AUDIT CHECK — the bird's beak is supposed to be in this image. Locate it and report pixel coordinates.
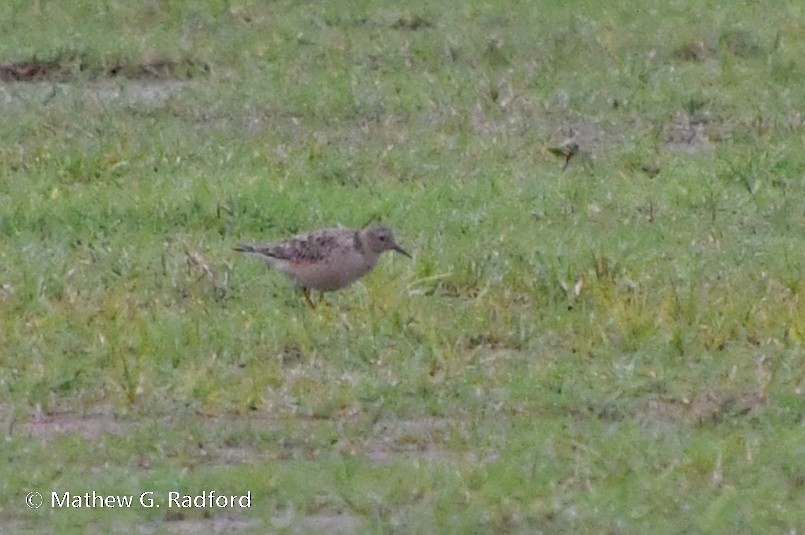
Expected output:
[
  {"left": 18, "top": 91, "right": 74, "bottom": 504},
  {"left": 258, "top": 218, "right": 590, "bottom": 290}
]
[{"left": 394, "top": 244, "right": 412, "bottom": 258}]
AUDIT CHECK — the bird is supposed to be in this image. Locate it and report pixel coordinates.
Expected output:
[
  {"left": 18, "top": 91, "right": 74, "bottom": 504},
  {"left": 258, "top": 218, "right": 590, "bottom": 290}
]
[{"left": 234, "top": 224, "right": 411, "bottom": 308}]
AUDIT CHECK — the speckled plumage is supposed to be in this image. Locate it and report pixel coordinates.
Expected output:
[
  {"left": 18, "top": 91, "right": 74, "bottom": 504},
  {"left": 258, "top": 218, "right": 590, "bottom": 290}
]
[{"left": 234, "top": 224, "right": 410, "bottom": 307}]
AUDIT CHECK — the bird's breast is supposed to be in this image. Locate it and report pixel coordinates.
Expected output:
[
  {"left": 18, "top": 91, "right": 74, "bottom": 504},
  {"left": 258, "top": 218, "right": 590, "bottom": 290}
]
[{"left": 286, "top": 253, "right": 377, "bottom": 291}]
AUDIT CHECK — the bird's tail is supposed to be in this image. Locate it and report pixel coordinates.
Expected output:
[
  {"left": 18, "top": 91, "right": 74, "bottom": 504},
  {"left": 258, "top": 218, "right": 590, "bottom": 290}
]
[{"left": 233, "top": 244, "right": 256, "bottom": 253}]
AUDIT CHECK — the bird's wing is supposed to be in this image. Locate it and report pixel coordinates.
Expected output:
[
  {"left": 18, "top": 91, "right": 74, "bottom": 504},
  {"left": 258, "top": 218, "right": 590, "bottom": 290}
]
[{"left": 236, "top": 230, "right": 349, "bottom": 263}]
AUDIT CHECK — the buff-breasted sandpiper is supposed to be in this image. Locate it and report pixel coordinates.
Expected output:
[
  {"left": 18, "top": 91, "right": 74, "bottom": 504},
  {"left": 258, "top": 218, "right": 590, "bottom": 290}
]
[{"left": 234, "top": 224, "right": 411, "bottom": 308}]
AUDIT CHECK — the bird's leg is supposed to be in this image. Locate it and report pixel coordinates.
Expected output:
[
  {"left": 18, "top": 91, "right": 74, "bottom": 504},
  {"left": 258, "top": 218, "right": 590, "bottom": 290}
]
[
  {"left": 317, "top": 291, "right": 330, "bottom": 307},
  {"left": 302, "top": 287, "right": 316, "bottom": 309}
]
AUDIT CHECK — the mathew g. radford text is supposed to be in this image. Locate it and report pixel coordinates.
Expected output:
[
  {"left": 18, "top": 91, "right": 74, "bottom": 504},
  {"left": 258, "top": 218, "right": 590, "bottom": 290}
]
[{"left": 51, "top": 491, "right": 252, "bottom": 509}]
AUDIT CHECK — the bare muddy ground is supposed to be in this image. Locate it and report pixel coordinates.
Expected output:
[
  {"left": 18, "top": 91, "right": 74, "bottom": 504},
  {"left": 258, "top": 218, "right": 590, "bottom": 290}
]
[{"left": 0, "top": 55, "right": 207, "bottom": 83}]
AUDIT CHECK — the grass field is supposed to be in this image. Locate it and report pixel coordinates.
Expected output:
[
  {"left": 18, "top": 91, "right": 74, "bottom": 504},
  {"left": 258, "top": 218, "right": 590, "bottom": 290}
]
[{"left": 2, "top": 1, "right": 805, "bottom": 533}]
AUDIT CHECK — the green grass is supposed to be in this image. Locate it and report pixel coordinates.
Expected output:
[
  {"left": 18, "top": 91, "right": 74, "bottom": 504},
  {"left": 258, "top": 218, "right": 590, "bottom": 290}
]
[{"left": 2, "top": 0, "right": 805, "bottom": 533}]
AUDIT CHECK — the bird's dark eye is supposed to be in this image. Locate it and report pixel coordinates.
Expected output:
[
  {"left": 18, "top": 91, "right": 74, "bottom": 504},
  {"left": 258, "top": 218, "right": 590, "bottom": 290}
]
[{"left": 379, "top": 235, "right": 387, "bottom": 241}]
